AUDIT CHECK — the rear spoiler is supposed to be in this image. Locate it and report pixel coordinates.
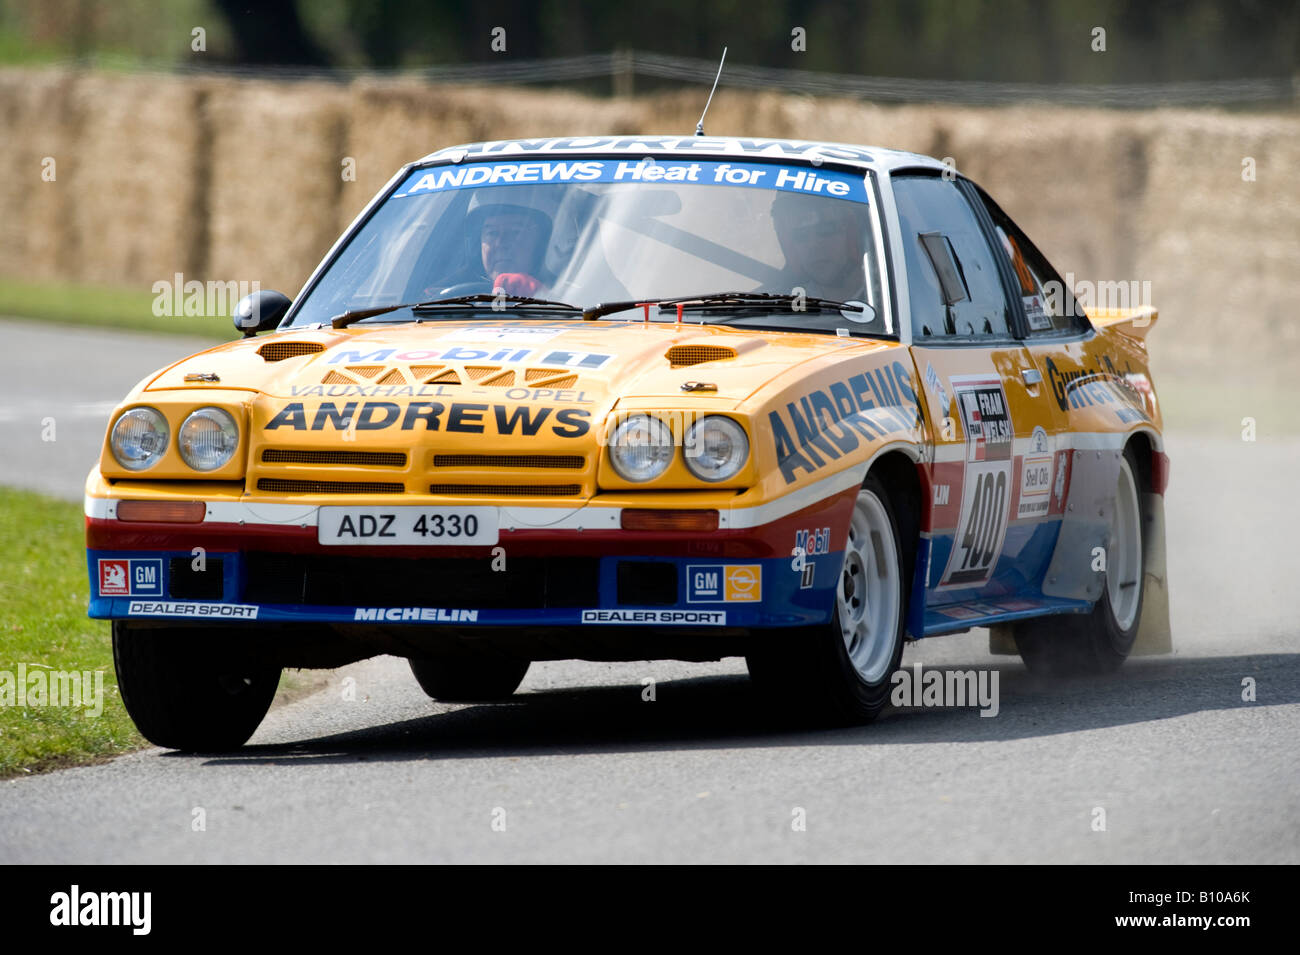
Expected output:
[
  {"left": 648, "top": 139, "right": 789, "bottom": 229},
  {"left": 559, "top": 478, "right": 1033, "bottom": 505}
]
[{"left": 1088, "top": 306, "right": 1159, "bottom": 341}]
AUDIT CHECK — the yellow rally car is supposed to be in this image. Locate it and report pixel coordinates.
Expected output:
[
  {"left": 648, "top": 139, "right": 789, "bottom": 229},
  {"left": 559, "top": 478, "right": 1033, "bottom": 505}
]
[{"left": 88, "top": 136, "right": 1171, "bottom": 750}]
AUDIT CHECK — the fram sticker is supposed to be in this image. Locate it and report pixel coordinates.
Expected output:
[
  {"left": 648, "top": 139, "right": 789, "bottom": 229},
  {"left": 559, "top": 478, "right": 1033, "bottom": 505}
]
[{"left": 938, "top": 375, "right": 1013, "bottom": 590}]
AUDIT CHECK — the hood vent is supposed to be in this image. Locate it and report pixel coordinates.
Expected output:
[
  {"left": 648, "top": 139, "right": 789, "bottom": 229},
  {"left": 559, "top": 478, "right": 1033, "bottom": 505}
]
[
  {"left": 666, "top": 344, "right": 737, "bottom": 368},
  {"left": 258, "top": 341, "right": 324, "bottom": 362}
]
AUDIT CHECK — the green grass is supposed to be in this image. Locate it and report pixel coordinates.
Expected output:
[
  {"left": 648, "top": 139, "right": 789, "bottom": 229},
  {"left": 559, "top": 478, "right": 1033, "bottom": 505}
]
[
  {"left": 0, "top": 488, "right": 144, "bottom": 776},
  {"left": 0, "top": 277, "right": 235, "bottom": 341}
]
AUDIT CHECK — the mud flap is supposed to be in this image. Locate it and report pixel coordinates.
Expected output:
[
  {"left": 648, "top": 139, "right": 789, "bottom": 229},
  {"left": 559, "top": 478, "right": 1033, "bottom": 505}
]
[
  {"left": 1042, "top": 448, "right": 1121, "bottom": 602},
  {"left": 1132, "top": 491, "right": 1172, "bottom": 655}
]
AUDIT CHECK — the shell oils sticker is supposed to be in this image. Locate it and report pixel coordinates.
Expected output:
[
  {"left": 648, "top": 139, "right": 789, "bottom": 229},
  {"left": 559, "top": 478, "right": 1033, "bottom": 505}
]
[
  {"left": 938, "top": 375, "right": 1013, "bottom": 590},
  {"left": 923, "top": 362, "right": 951, "bottom": 417},
  {"left": 1017, "top": 425, "right": 1054, "bottom": 520},
  {"left": 687, "top": 564, "right": 762, "bottom": 603}
]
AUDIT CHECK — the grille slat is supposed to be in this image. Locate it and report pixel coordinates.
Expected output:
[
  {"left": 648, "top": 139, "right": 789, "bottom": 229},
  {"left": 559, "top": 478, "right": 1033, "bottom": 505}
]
[
  {"left": 428, "top": 483, "right": 581, "bottom": 496},
  {"left": 262, "top": 449, "right": 407, "bottom": 467},
  {"left": 258, "top": 479, "right": 404, "bottom": 494},
  {"left": 432, "top": 454, "right": 584, "bottom": 470}
]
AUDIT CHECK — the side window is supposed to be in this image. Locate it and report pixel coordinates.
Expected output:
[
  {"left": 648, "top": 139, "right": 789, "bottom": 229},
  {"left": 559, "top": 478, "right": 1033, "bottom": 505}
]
[
  {"left": 974, "top": 186, "right": 1087, "bottom": 336},
  {"left": 892, "top": 176, "right": 1011, "bottom": 340}
]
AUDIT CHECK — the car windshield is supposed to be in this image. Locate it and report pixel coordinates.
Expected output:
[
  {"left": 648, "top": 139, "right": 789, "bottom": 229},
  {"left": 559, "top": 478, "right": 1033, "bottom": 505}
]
[{"left": 289, "top": 156, "right": 890, "bottom": 335}]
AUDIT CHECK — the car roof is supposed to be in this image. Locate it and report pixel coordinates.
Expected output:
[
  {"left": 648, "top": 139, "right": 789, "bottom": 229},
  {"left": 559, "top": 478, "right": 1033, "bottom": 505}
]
[{"left": 412, "top": 135, "right": 947, "bottom": 174}]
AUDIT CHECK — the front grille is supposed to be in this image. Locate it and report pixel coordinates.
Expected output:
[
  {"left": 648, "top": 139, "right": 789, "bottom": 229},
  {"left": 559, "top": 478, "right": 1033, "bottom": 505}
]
[
  {"left": 348, "top": 365, "right": 385, "bottom": 379},
  {"left": 244, "top": 553, "right": 599, "bottom": 609},
  {"left": 322, "top": 371, "right": 353, "bottom": 384},
  {"left": 263, "top": 449, "right": 407, "bottom": 467},
  {"left": 258, "top": 341, "right": 324, "bottom": 361},
  {"left": 427, "top": 483, "right": 581, "bottom": 496},
  {"left": 258, "top": 479, "right": 404, "bottom": 494},
  {"left": 432, "top": 454, "right": 584, "bottom": 470},
  {"left": 666, "top": 345, "right": 736, "bottom": 368}
]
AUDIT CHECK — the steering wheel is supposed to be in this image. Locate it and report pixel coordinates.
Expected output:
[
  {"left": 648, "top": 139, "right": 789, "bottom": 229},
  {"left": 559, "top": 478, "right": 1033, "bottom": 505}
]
[{"left": 428, "top": 280, "right": 496, "bottom": 298}]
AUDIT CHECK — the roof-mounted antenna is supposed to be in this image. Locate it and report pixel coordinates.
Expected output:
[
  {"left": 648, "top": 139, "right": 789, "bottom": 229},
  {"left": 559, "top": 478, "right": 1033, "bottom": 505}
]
[{"left": 694, "top": 47, "right": 727, "bottom": 137}]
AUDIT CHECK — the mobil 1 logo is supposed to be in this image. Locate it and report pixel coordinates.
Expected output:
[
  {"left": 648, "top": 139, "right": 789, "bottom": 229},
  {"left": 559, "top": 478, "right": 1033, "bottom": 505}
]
[{"left": 939, "top": 375, "right": 1013, "bottom": 589}]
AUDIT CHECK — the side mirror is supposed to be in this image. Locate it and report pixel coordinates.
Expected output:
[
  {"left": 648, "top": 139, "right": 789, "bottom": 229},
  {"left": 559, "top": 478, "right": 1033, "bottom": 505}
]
[{"left": 233, "top": 290, "right": 292, "bottom": 337}]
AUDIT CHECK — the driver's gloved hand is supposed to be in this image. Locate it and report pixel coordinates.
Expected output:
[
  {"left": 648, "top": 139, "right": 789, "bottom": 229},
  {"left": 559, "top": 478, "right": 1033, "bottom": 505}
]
[{"left": 492, "top": 273, "right": 543, "bottom": 297}]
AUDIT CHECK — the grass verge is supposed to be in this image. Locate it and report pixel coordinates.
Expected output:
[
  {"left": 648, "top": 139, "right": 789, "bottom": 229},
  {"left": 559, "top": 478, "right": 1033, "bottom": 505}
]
[
  {"left": 0, "top": 277, "right": 235, "bottom": 341},
  {"left": 0, "top": 487, "right": 142, "bottom": 777}
]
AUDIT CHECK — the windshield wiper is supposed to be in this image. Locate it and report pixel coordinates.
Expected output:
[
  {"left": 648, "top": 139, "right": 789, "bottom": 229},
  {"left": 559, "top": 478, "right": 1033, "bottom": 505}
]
[
  {"left": 331, "top": 294, "right": 579, "bottom": 329},
  {"left": 583, "top": 291, "right": 867, "bottom": 321}
]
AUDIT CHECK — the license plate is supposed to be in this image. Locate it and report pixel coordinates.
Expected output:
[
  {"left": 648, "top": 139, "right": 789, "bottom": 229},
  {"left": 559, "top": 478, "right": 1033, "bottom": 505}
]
[{"left": 317, "top": 506, "right": 499, "bottom": 546}]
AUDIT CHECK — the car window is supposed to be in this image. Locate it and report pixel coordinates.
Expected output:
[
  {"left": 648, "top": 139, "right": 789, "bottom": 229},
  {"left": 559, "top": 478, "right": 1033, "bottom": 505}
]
[
  {"left": 891, "top": 175, "right": 1012, "bottom": 341},
  {"left": 289, "top": 158, "right": 889, "bottom": 336},
  {"left": 972, "top": 186, "right": 1088, "bottom": 336}
]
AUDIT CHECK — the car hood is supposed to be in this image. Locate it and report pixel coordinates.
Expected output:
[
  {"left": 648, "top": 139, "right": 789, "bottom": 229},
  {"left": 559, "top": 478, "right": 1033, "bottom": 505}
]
[{"left": 144, "top": 319, "right": 898, "bottom": 408}]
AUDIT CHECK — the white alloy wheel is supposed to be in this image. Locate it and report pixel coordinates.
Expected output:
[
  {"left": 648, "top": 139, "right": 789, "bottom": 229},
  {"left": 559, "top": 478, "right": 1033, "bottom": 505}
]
[
  {"left": 1107, "top": 453, "right": 1143, "bottom": 632},
  {"left": 838, "top": 488, "right": 903, "bottom": 685}
]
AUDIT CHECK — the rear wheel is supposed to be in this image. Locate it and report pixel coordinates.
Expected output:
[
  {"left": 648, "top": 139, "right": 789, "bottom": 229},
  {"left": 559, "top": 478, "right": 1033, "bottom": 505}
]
[
  {"left": 112, "top": 622, "right": 281, "bottom": 752},
  {"left": 408, "top": 653, "right": 530, "bottom": 702},
  {"left": 746, "top": 475, "right": 909, "bottom": 723},
  {"left": 1015, "top": 445, "right": 1146, "bottom": 676}
]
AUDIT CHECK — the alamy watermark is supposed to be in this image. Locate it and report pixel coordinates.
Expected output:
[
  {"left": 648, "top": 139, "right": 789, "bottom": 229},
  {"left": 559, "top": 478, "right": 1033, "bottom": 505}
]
[
  {"left": 890, "top": 662, "right": 1000, "bottom": 717},
  {"left": 151, "top": 273, "right": 260, "bottom": 317},
  {"left": 0, "top": 663, "right": 105, "bottom": 717}
]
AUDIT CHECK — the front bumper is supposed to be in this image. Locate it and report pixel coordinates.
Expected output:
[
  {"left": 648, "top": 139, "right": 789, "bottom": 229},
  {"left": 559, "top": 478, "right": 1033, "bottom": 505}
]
[{"left": 86, "top": 487, "right": 858, "bottom": 632}]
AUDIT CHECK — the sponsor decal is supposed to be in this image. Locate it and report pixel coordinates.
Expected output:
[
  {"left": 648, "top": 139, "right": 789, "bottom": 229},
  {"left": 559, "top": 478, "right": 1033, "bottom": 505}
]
[
  {"left": 923, "top": 362, "right": 950, "bottom": 417},
  {"left": 264, "top": 400, "right": 591, "bottom": 438},
  {"left": 938, "top": 375, "right": 1013, "bottom": 590},
  {"left": 353, "top": 607, "right": 479, "bottom": 622},
  {"left": 687, "top": 564, "right": 762, "bottom": 603},
  {"left": 441, "top": 325, "right": 571, "bottom": 344},
  {"left": 1017, "top": 425, "right": 1054, "bottom": 519},
  {"left": 98, "top": 558, "right": 163, "bottom": 597},
  {"left": 426, "top": 137, "right": 878, "bottom": 163},
  {"left": 581, "top": 609, "right": 727, "bottom": 625},
  {"left": 98, "top": 559, "right": 128, "bottom": 595},
  {"left": 932, "top": 483, "right": 950, "bottom": 506},
  {"left": 799, "top": 563, "right": 816, "bottom": 589},
  {"left": 325, "top": 345, "right": 612, "bottom": 369},
  {"left": 768, "top": 360, "right": 919, "bottom": 484},
  {"left": 1044, "top": 354, "right": 1148, "bottom": 416},
  {"left": 794, "top": 527, "right": 831, "bottom": 557},
  {"left": 1023, "top": 294, "right": 1052, "bottom": 331},
  {"left": 288, "top": 384, "right": 594, "bottom": 403},
  {"left": 935, "top": 605, "right": 984, "bottom": 620},
  {"left": 395, "top": 159, "right": 870, "bottom": 204},
  {"left": 127, "top": 601, "right": 258, "bottom": 619}
]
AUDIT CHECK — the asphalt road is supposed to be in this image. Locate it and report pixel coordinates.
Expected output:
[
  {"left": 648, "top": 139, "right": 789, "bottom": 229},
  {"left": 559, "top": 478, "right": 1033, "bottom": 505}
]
[{"left": 1, "top": 317, "right": 1296, "bottom": 863}]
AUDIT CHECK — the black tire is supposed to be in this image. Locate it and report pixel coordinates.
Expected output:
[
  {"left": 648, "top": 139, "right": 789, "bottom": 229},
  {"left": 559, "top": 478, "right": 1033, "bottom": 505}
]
[
  {"left": 1015, "top": 445, "right": 1147, "bottom": 677},
  {"left": 408, "top": 654, "right": 530, "bottom": 702},
  {"left": 746, "top": 474, "right": 910, "bottom": 724},
  {"left": 112, "top": 622, "right": 281, "bottom": 752}
]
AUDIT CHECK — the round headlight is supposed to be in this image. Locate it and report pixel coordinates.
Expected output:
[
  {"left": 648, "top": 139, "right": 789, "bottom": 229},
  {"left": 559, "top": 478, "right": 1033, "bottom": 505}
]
[
  {"left": 110, "top": 407, "right": 169, "bottom": 471},
  {"left": 178, "top": 407, "right": 240, "bottom": 471},
  {"left": 684, "top": 416, "right": 749, "bottom": 483},
  {"left": 608, "top": 414, "right": 675, "bottom": 482}
]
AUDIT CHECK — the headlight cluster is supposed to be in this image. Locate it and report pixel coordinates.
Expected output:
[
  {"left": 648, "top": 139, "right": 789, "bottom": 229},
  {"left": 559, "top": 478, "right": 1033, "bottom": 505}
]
[
  {"left": 608, "top": 414, "right": 749, "bottom": 484},
  {"left": 110, "top": 406, "right": 239, "bottom": 473}
]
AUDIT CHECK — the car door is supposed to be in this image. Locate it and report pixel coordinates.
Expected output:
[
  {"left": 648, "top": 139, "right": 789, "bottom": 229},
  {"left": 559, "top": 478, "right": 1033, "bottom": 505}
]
[{"left": 890, "top": 173, "right": 1065, "bottom": 629}]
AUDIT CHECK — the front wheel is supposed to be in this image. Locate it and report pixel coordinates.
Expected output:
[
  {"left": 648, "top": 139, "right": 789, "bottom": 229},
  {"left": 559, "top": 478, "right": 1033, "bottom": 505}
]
[
  {"left": 112, "top": 622, "right": 281, "bottom": 752},
  {"left": 408, "top": 654, "right": 530, "bottom": 702},
  {"left": 1015, "top": 445, "right": 1146, "bottom": 676},
  {"left": 746, "top": 475, "right": 909, "bottom": 724}
]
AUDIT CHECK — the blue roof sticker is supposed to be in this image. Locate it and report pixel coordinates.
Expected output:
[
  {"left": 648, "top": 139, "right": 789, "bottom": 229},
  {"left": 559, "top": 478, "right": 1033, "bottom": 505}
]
[{"left": 392, "top": 158, "right": 869, "bottom": 204}]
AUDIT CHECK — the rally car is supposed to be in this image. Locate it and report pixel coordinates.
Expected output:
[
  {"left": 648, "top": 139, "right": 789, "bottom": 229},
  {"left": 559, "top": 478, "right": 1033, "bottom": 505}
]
[{"left": 88, "top": 135, "right": 1171, "bottom": 751}]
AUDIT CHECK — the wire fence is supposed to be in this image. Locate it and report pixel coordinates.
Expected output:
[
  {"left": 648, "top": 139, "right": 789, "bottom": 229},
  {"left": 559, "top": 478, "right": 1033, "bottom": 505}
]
[{"left": 48, "top": 49, "right": 1298, "bottom": 108}]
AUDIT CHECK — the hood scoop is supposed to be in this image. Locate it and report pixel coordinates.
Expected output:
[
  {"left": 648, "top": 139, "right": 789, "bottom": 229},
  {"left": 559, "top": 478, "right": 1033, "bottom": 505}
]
[{"left": 258, "top": 341, "right": 324, "bottom": 361}]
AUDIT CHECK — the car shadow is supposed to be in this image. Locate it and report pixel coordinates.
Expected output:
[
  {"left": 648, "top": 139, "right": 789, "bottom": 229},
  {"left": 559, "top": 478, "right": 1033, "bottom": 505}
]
[{"left": 188, "top": 652, "right": 1299, "bottom": 767}]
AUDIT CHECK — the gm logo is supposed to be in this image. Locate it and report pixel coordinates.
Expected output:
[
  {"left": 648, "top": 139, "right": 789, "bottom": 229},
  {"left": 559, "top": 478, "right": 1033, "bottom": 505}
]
[{"left": 687, "top": 564, "right": 762, "bottom": 603}]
